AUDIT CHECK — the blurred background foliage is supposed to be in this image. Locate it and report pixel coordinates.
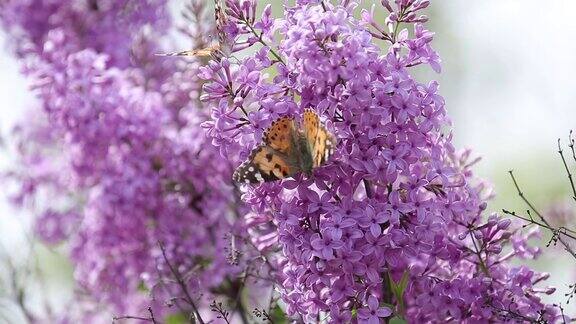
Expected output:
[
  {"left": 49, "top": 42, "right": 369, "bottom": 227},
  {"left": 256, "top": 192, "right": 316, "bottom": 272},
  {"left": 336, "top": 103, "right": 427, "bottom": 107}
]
[{"left": 1, "top": 0, "right": 575, "bottom": 321}]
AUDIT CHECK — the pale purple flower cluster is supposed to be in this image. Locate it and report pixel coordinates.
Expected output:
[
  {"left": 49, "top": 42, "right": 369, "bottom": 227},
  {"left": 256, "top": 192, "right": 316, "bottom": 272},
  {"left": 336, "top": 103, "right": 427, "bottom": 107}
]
[
  {"left": 201, "top": 0, "right": 560, "bottom": 322},
  {"left": 0, "top": 0, "right": 170, "bottom": 67},
  {"left": 0, "top": 0, "right": 565, "bottom": 322},
  {"left": 1, "top": 0, "right": 251, "bottom": 321}
]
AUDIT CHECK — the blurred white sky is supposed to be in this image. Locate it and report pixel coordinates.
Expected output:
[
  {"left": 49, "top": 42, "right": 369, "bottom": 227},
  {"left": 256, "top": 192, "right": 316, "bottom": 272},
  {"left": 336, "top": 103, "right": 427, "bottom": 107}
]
[
  {"left": 1, "top": 0, "right": 575, "bottom": 318},
  {"left": 434, "top": 1, "right": 576, "bottom": 174},
  {"left": 0, "top": 33, "right": 33, "bottom": 252}
]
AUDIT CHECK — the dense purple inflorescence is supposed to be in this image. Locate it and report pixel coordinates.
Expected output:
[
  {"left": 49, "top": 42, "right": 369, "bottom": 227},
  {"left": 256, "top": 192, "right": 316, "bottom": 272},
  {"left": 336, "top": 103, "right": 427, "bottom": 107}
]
[
  {"left": 200, "top": 0, "right": 559, "bottom": 322},
  {"left": 0, "top": 0, "right": 564, "bottom": 322},
  {"left": 1, "top": 0, "right": 260, "bottom": 321}
]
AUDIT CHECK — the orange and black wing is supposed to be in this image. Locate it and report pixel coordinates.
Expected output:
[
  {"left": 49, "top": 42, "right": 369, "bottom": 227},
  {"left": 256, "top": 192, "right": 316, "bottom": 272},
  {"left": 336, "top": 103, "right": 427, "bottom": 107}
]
[
  {"left": 263, "top": 116, "right": 297, "bottom": 154},
  {"left": 233, "top": 146, "right": 296, "bottom": 183},
  {"left": 234, "top": 116, "right": 299, "bottom": 184},
  {"left": 302, "top": 109, "right": 320, "bottom": 149},
  {"left": 302, "top": 109, "right": 336, "bottom": 167}
]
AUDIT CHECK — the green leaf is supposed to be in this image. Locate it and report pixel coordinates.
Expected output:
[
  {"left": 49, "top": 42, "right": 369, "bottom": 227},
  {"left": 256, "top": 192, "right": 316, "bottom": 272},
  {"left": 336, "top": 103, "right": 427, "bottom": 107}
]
[
  {"left": 397, "top": 270, "right": 410, "bottom": 296},
  {"left": 137, "top": 280, "right": 149, "bottom": 293},
  {"left": 388, "top": 270, "right": 411, "bottom": 316},
  {"left": 269, "top": 303, "right": 288, "bottom": 324},
  {"left": 389, "top": 316, "right": 408, "bottom": 324},
  {"left": 165, "top": 313, "right": 187, "bottom": 324}
]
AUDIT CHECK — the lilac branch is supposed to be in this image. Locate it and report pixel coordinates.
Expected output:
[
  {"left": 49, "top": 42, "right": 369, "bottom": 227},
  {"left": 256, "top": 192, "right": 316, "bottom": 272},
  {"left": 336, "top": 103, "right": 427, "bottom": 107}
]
[
  {"left": 569, "top": 130, "right": 576, "bottom": 177},
  {"left": 566, "top": 283, "right": 576, "bottom": 305},
  {"left": 158, "top": 241, "right": 206, "bottom": 324},
  {"left": 210, "top": 300, "right": 231, "bottom": 324},
  {"left": 507, "top": 171, "right": 576, "bottom": 260},
  {"left": 469, "top": 231, "right": 490, "bottom": 275},
  {"left": 501, "top": 209, "right": 576, "bottom": 241},
  {"left": 112, "top": 315, "right": 153, "bottom": 322},
  {"left": 237, "top": 16, "right": 285, "bottom": 65},
  {"left": 558, "top": 138, "right": 576, "bottom": 201},
  {"left": 113, "top": 307, "right": 158, "bottom": 323}
]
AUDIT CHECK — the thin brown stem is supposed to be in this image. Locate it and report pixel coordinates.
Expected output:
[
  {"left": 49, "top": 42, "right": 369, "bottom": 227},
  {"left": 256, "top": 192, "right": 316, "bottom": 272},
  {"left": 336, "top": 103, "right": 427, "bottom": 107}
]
[
  {"left": 558, "top": 138, "right": 576, "bottom": 199},
  {"left": 113, "top": 316, "right": 153, "bottom": 322},
  {"left": 238, "top": 17, "right": 285, "bottom": 65},
  {"left": 363, "top": 178, "right": 374, "bottom": 199},
  {"left": 148, "top": 307, "right": 158, "bottom": 324},
  {"left": 469, "top": 232, "right": 489, "bottom": 276},
  {"left": 158, "top": 241, "right": 206, "bottom": 324},
  {"left": 569, "top": 130, "right": 576, "bottom": 166},
  {"left": 508, "top": 171, "right": 576, "bottom": 260},
  {"left": 502, "top": 209, "right": 576, "bottom": 240}
]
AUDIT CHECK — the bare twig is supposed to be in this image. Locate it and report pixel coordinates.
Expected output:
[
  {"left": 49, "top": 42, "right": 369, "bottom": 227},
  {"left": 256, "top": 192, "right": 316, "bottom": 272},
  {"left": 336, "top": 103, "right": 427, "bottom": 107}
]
[
  {"left": 566, "top": 283, "right": 576, "bottom": 305},
  {"left": 489, "top": 301, "right": 547, "bottom": 323},
  {"left": 558, "top": 138, "right": 576, "bottom": 200},
  {"left": 113, "top": 315, "right": 153, "bottom": 323},
  {"left": 113, "top": 307, "right": 157, "bottom": 323},
  {"left": 501, "top": 209, "right": 576, "bottom": 241},
  {"left": 158, "top": 241, "right": 206, "bottom": 324},
  {"left": 148, "top": 307, "right": 158, "bottom": 324},
  {"left": 556, "top": 303, "right": 567, "bottom": 324},
  {"left": 568, "top": 130, "right": 576, "bottom": 169},
  {"left": 253, "top": 308, "right": 275, "bottom": 324},
  {"left": 363, "top": 178, "right": 374, "bottom": 199},
  {"left": 210, "top": 300, "right": 231, "bottom": 324},
  {"left": 507, "top": 171, "right": 576, "bottom": 260}
]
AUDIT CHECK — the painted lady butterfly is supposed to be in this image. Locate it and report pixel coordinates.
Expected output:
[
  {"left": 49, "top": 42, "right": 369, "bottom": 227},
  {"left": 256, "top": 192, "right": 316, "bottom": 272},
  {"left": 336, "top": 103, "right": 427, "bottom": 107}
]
[
  {"left": 158, "top": 0, "right": 229, "bottom": 58},
  {"left": 233, "top": 109, "right": 336, "bottom": 184}
]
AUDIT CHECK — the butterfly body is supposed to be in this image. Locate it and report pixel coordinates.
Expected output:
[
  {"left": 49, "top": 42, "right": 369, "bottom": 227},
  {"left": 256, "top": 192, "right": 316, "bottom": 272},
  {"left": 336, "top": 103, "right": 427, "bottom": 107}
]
[
  {"left": 269, "top": 130, "right": 314, "bottom": 177},
  {"left": 234, "top": 110, "right": 335, "bottom": 184},
  {"left": 295, "top": 132, "right": 315, "bottom": 176}
]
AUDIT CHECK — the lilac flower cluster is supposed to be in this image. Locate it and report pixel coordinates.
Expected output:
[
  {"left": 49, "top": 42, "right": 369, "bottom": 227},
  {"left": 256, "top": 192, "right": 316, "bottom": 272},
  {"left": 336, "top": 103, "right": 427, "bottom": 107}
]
[
  {"left": 0, "top": 0, "right": 170, "bottom": 67},
  {"left": 1, "top": 0, "right": 256, "bottom": 321},
  {"left": 200, "top": 0, "right": 560, "bottom": 322}
]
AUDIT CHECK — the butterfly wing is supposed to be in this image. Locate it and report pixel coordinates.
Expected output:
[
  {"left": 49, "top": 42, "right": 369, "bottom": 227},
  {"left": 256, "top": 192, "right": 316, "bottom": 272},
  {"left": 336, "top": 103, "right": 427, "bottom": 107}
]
[
  {"left": 233, "top": 146, "right": 296, "bottom": 183},
  {"left": 313, "top": 126, "right": 336, "bottom": 167},
  {"left": 263, "top": 116, "right": 297, "bottom": 153},
  {"left": 157, "top": 0, "right": 228, "bottom": 58},
  {"left": 234, "top": 116, "right": 300, "bottom": 183},
  {"left": 155, "top": 45, "right": 219, "bottom": 57},
  {"left": 302, "top": 109, "right": 319, "bottom": 149},
  {"left": 302, "top": 109, "right": 336, "bottom": 167}
]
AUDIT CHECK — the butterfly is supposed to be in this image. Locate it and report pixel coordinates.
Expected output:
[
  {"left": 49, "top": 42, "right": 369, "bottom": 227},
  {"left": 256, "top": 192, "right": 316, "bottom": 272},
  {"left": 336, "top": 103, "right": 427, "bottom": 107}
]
[
  {"left": 157, "top": 0, "right": 229, "bottom": 58},
  {"left": 233, "top": 109, "right": 336, "bottom": 184}
]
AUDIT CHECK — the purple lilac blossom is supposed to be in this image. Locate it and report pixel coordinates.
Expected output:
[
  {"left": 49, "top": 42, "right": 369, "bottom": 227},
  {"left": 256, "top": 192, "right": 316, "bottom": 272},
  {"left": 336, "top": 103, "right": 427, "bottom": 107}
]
[
  {"left": 0, "top": 0, "right": 265, "bottom": 322},
  {"left": 200, "top": 0, "right": 561, "bottom": 322},
  {"left": 0, "top": 0, "right": 566, "bottom": 322}
]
